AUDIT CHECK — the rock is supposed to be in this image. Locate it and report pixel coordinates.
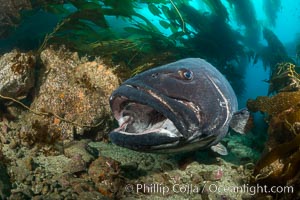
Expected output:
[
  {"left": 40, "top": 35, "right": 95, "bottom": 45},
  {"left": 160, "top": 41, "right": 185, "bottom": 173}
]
[
  {"left": 8, "top": 191, "right": 31, "bottom": 200},
  {"left": 49, "top": 173, "right": 102, "bottom": 199},
  {"left": 32, "top": 183, "right": 43, "bottom": 195},
  {"left": 0, "top": 164, "right": 12, "bottom": 199},
  {"left": 0, "top": 50, "right": 35, "bottom": 100},
  {"left": 77, "top": 191, "right": 110, "bottom": 200},
  {"left": 71, "top": 180, "right": 94, "bottom": 194},
  {"left": 201, "top": 167, "right": 224, "bottom": 181},
  {"left": 41, "top": 193, "right": 62, "bottom": 200},
  {"left": 88, "top": 156, "right": 121, "bottom": 183},
  {"left": 24, "top": 156, "right": 35, "bottom": 171},
  {"left": 63, "top": 140, "right": 95, "bottom": 163},
  {"left": 0, "top": 0, "right": 32, "bottom": 38},
  {"left": 28, "top": 46, "right": 119, "bottom": 140},
  {"left": 88, "top": 156, "right": 123, "bottom": 198},
  {"left": 10, "top": 164, "right": 31, "bottom": 182},
  {"left": 63, "top": 154, "right": 87, "bottom": 174},
  {"left": 34, "top": 155, "right": 71, "bottom": 175}
]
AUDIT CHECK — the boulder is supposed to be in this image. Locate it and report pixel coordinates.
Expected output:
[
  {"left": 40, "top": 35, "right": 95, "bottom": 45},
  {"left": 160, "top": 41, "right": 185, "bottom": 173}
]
[
  {"left": 24, "top": 46, "right": 119, "bottom": 143},
  {"left": 0, "top": 50, "right": 35, "bottom": 100}
]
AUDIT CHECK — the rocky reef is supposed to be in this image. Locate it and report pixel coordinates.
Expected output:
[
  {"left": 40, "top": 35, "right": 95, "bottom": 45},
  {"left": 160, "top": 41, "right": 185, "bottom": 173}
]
[
  {"left": 0, "top": 46, "right": 120, "bottom": 199},
  {"left": 0, "top": 46, "right": 121, "bottom": 151},
  {"left": 0, "top": 50, "right": 35, "bottom": 100},
  {"left": 28, "top": 46, "right": 120, "bottom": 141},
  {"left": 0, "top": 47, "right": 262, "bottom": 199}
]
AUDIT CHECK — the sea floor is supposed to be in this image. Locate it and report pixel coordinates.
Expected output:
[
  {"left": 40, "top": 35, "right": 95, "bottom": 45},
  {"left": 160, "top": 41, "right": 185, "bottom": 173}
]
[
  {"left": 0, "top": 113, "right": 262, "bottom": 199},
  {"left": 0, "top": 47, "right": 266, "bottom": 199}
]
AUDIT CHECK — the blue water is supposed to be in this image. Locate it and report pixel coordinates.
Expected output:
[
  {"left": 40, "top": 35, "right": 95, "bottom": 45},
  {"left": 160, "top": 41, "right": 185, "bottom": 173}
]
[
  {"left": 0, "top": 0, "right": 299, "bottom": 105},
  {"left": 238, "top": 61, "right": 269, "bottom": 107},
  {"left": 240, "top": 0, "right": 300, "bottom": 106},
  {"left": 137, "top": 0, "right": 299, "bottom": 107}
]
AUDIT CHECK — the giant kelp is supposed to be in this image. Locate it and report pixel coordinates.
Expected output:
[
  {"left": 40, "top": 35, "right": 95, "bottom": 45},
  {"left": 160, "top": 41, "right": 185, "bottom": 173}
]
[
  {"left": 180, "top": 7, "right": 244, "bottom": 66},
  {"left": 2, "top": 0, "right": 287, "bottom": 96},
  {"left": 40, "top": 1, "right": 248, "bottom": 72},
  {"left": 226, "top": 0, "right": 260, "bottom": 49},
  {"left": 38, "top": 0, "right": 188, "bottom": 67},
  {"left": 268, "top": 62, "right": 300, "bottom": 94},
  {"left": 253, "top": 131, "right": 300, "bottom": 185},
  {"left": 247, "top": 63, "right": 300, "bottom": 195},
  {"left": 226, "top": 0, "right": 256, "bottom": 26},
  {"left": 256, "top": 28, "right": 293, "bottom": 70},
  {"left": 248, "top": 91, "right": 300, "bottom": 185},
  {"left": 263, "top": 0, "right": 281, "bottom": 27},
  {"left": 263, "top": 28, "right": 287, "bottom": 58},
  {"left": 177, "top": 4, "right": 246, "bottom": 94},
  {"left": 202, "top": 0, "right": 229, "bottom": 20},
  {"left": 296, "top": 43, "right": 300, "bottom": 64},
  {"left": 39, "top": 0, "right": 242, "bottom": 59}
]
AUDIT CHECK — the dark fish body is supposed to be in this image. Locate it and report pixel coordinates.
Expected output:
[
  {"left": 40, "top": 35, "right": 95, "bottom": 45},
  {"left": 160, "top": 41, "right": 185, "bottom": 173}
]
[{"left": 109, "top": 58, "right": 239, "bottom": 153}]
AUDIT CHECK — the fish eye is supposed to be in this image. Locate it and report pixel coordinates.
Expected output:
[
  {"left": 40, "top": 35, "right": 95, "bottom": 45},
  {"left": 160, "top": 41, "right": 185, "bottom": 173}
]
[{"left": 179, "top": 69, "right": 193, "bottom": 80}]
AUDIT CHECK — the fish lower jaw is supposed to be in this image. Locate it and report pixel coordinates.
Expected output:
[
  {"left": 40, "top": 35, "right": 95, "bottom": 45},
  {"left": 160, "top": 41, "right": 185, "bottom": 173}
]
[
  {"left": 115, "top": 116, "right": 182, "bottom": 138},
  {"left": 116, "top": 128, "right": 180, "bottom": 138}
]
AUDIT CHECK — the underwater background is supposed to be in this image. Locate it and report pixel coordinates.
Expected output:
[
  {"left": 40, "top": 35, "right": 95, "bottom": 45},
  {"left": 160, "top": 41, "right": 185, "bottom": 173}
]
[{"left": 0, "top": 0, "right": 300, "bottom": 199}]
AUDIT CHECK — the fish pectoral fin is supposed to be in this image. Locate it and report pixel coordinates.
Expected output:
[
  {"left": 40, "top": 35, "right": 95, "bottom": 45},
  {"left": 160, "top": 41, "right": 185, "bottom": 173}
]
[
  {"left": 230, "top": 108, "right": 253, "bottom": 134},
  {"left": 210, "top": 143, "right": 228, "bottom": 156}
]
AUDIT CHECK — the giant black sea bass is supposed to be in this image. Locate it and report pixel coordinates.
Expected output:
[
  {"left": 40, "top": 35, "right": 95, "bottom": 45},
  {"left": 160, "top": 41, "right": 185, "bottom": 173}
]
[{"left": 109, "top": 58, "right": 250, "bottom": 154}]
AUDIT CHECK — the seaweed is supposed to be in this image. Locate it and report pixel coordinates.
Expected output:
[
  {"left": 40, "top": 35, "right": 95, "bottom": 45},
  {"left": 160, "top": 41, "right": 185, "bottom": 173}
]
[
  {"left": 248, "top": 91, "right": 300, "bottom": 116},
  {"left": 202, "top": 0, "right": 229, "bottom": 20},
  {"left": 248, "top": 92, "right": 300, "bottom": 185},
  {"left": 263, "top": 28, "right": 287, "bottom": 58},
  {"left": 253, "top": 133, "right": 300, "bottom": 185},
  {"left": 227, "top": 0, "right": 257, "bottom": 27},
  {"left": 176, "top": 4, "right": 246, "bottom": 94},
  {"left": 38, "top": 1, "right": 244, "bottom": 59},
  {"left": 267, "top": 62, "right": 300, "bottom": 94},
  {"left": 182, "top": 13, "right": 244, "bottom": 66},
  {"left": 247, "top": 67, "right": 300, "bottom": 188},
  {"left": 226, "top": 0, "right": 260, "bottom": 49},
  {"left": 257, "top": 28, "right": 293, "bottom": 71},
  {"left": 38, "top": 0, "right": 142, "bottom": 54},
  {"left": 4, "top": 0, "right": 273, "bottom": 96},
  {"left": 296, "top": 43, "right": 300, "bottom": 64},
  {"left": 263, "top": 0, "right": 281, "bottom": 27}
]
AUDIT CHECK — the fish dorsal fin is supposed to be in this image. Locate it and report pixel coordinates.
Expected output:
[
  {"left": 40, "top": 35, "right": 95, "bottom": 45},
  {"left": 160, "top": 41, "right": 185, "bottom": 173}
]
[
  {"left": 211, "top": 143, "right": 228, "bottom": 155},
  {"left": 230, "top": 108, "right": 253, "bottom": 134}
]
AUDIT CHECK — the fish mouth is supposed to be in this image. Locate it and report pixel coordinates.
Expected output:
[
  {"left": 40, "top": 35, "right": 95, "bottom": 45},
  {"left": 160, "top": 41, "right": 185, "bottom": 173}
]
[{"left": 109, "top": 84, "right": 201, "bottom": 152}]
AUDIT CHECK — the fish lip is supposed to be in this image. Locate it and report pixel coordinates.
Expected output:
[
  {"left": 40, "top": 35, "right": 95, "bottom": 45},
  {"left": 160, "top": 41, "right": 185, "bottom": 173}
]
[
  {"left": 110, "top": 84, "right": 186, "bottom": 135},
  {"left": 109, "top": 130, "right": 181, "bottom": 151},
  {"left": 109, "top": 84, "right": 200, "bottom": 151}
]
